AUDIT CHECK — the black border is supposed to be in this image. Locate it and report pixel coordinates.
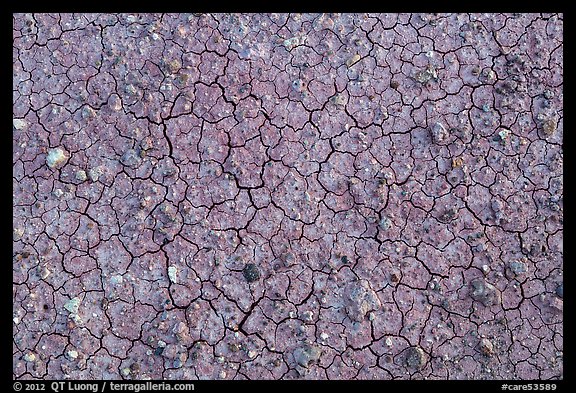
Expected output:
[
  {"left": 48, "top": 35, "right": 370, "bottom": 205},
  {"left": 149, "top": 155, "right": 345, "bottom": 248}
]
[{"left": 9, "top": 6, "right": 568, "bottom": 392}]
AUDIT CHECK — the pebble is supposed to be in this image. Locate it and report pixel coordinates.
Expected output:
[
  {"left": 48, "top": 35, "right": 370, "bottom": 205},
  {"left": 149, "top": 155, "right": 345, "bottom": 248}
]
[
  {"left": 379, "top": 217, "right": 392, "bottom": 230},
  {"left": 556, "top": 283, "right": 563, "bottom": 298},
  {"left": 46, "top": 147, "right": 68, "bottom": 168},
  {"left": 120, "top": 149, "right": 141, "bottom": 168},
  {"left": 469, "top": 278, "right": 501, "bottom": 307},
  {"left": 110, "top": 275, "right": 123, "bottom": 285},
  {"left": 498, "top": 129, "right": 511, "bottom": 142},
  {"left": 431, "top": 122, "right": 449, "bottom": 144},
  {"left": 75, "top": 170, "right": 87, "bottom": 182},
  {"left": 67, "top": 350, "right": 79, "bottom": 360},
  {"left": 88, "top": 167, "right": 103, "bottom": 182},
  {"left": 242, "top": 263, "right": 260, "bottom": 283},
  {"left": 541, "top": 118, "right": 557, "bottom": 136},
  {"left": 13, "top": 118, "right": 27, "bottom": 130},
  {"left": 64, "top": 297, "right": 81, "bottom": 314},
  {"left": 219, "top": 370, "right": 227, "bottom": 379},
  {"left": 39, "top": 265, "right": 51, "bottom": 280},
  {"left": 405, "top": 346, "right": 426, "bottom": 368},
  {"left": 508, "top": 261, "right": 527, "bottom": 276},
  {"left": 168, "top": 266, "right": 178, "bottom": 284},
  {"left": 479, "top": 338, "right": 494, "bottom": 356},
  {"left": 293, "top": 344, "right": 321, "bottom": 368},
  {"left": 415, "top": 65, "right": 437, "bottom": 84},
  {"left": 24, "top": 353, "right": 36, "bottom": 362},
  {"left": 346, "top": 53, "right": 361, "bottom": 67}
]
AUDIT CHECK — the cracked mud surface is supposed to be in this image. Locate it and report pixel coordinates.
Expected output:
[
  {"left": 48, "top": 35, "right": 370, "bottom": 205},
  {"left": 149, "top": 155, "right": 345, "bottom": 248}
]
[{"left": 13, "top": 13, "right": 563, "bottom": 380}]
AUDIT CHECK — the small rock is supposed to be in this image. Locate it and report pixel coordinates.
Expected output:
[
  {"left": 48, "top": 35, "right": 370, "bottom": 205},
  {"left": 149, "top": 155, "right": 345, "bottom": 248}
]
[
  {"left": 38, "top": 265, "right": 51, "bottom": 280},
  {"left": 247, "top": 350, "right": 257, "bottom": 359},
  {"left": 346, "top": 53, "right": 361, "bottom": 68},
  {"left": 431, "top": 122, "right": 449, "bottom": 144},
  {"left": 67, "top": 350, "right": 79, "bottom": 360},
  {"left": 13, "top": 118, "right": 27, "bottom": 130},
  {"left": 64, "top": 297, "right": 81, "bottom": 314},
  {"left": 162, "top": 344, "right": 180, "bottom": 359},
  {"left": 390, "top": 80, "right": 399, "bottom": 89},
  {"left": 46, "top": 147, "right": 68, "bottom": 168},
  {"left": 507, "top": 261, "right": 527, "bottom": 277},
  {"left": 88, "top": 167, "right": 103, "bottom": 182},
  {"left": 242, "top": 263, "right": 260, "bottom": 283},
  {"left": 498, "top": 129, "right": 511, "bottom": 142},
  {"left": 173, "top": 321, "right": 187, "bottom": 335},
  {"left": 81, "top": 106, "right": 96, "bottom": 119},
  {"left": 344, "top": 279, "right": 381, "bottom": 322},
  {"left": 168, "top": 266, "right": 178, "bottom": 284},
  {"left": 110, "top": 275, "right": 124, "bottom": 285},
  {"left": 75, "top": 170, "right": 87, "bottom": 182},
  {"left": 130, "top": 363, "right": 140, "bottom": 374},
  {"left": 469, "top": 278, "right": 501, "bottom": 307},
  {"left": 415, "top": 65, "right": 437, "bottom": 84},
  {"left": 330, "top": 94, "right": 347, "bottom": 106},
  {"left": 479, "top": 338, "right": 494, "bottom": 356},
  {"left": 385, "top": 337, "right": 393, "bottom": 347},
  {"left": 120, "top": 149, "right": 141, "bottom": 168},
  {"left": 302, "top": 310, "right": 314, "bottom": 322},
  {"left": 480, "top": 68, "right": 496, "bottom": 84},
  {"left": 549, "top": 296, "right": 563, "bottom": 312},
  {"left": 405, "top": 346, "right": 426, "bottom": 369},
  {"left": 219, "top": 370, "right": 227, "bottom": 379},
  {"left": 556, "top": 283, "right": 563, "bottom": 298},
  {"left": 166, "top": 59, "right": 181, "bottom": 74},
  {"left": 121, "top": 367, "right": 131, "bottom": 376},
  {"left": 283, "top": 36, "right": 300, "bottom": 50},
  {"left": 24, "top": 353, "right": 36, "bottom": 362},
  {"left": 379, "top": 216, "right": 392, "bottom": 230},
  {"left": 541, "top": 118, "right": 557, "bottom": 136},
  {"left": 293, "top": 344, "right": 322, "bottom": 368}
]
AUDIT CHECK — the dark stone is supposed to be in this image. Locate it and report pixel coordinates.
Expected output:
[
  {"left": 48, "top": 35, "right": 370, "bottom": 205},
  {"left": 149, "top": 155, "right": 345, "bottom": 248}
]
[
  {"left": 243, "top": 263, "right": 260, "bottom": 283},
  {"left": 405, "top": 346, "right": 426, "bottom": 368},
  {"left": 556, "top": 283, "right": 563, "bottom": 298}
]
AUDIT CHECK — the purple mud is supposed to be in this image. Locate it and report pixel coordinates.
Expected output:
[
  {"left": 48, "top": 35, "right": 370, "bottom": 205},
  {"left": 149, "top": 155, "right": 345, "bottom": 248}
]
[{"left": 13, "top": 13, "right": 563, "bottom": 380}]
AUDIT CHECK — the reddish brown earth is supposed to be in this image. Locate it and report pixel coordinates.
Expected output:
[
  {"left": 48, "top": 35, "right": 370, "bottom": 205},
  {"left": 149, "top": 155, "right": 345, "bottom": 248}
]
[{"left": 13, "top": 13, "right": 563, "bottom": 380}]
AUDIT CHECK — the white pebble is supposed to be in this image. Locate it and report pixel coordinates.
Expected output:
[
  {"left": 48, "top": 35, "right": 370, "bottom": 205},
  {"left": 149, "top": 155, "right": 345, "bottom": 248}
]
[
  {"left": 75, "top": 170, "right": 87, "bottom": 182},
  {"left": 24, "top": 353, "right": 36, "bottom": 362},
  {"left": 13, "top": 118, "right": 27, "bottom": 130},
  {"left": 46, "top": 147, "right": 67, "bottom": 168},
  {"left": 168, "top": 266, "right": 178, "bottom": 284}
]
